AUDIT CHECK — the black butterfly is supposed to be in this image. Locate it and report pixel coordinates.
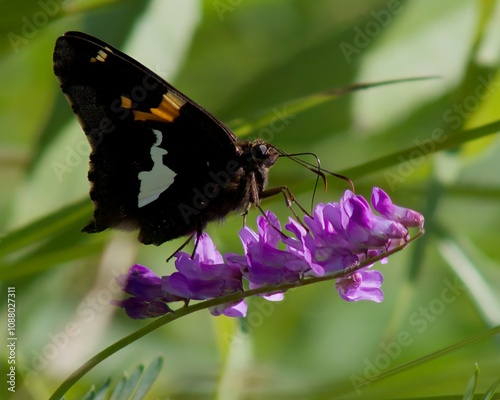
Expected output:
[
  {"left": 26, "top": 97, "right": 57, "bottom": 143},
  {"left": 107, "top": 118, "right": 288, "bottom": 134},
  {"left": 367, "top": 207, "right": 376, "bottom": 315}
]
[{"left": 53, "top": 31, "right": 285, "bottom": 246}]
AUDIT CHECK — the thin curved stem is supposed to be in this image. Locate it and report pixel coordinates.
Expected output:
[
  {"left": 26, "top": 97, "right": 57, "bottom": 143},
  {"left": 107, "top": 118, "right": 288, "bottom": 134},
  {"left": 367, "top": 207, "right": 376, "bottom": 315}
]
[{"left": 49, "top": 230, "right": 423, "bottom": 400}]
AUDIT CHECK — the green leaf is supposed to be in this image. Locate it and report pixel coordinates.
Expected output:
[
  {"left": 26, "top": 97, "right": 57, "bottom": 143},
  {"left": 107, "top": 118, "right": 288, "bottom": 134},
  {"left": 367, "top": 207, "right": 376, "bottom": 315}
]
[
  {"left": 0, "top": 198, "right": 91, "bottom": 259},
  {"left": 331, "top": 326, "right": 500, "bottom": 397},
  {"left": 94, "top": 378, "right": 112, "bottom": 400},
  {"left": 77, "top": 359, "right": 162, "bottom": 400},
  {"left": 109, "top": 365, "right": 144, "bottom": 400},
  {"left": 131, "top": 357, "right": 163, "bottom": 400},
  {"left": 482, "top": 378, "right": 500, "bottom": 400},
  {"left": 339, "top": 120, "right": 500, "bottom": 179},
  {"left": 81, "top": 378, "right": 111, "bottom": 400},
  {"left": 231, "top": 76, "right": 437, "bottom": 137},
  {"left": 462, "top": 364, "right": 479, "bottom": 400}
]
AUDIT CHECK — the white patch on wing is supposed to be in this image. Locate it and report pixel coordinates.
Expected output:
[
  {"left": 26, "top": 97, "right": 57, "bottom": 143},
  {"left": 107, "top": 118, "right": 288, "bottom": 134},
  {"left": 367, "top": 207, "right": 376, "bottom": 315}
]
[{"left": 138, "top": 129, "right": 175, "bottom": 208}]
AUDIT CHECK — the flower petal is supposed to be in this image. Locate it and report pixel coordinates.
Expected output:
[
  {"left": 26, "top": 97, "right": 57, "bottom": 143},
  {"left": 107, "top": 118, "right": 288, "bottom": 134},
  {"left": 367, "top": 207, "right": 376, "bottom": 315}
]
[
  {"left": 195, "top": 232, "right": 224, "bottom": 264},
  {"left": 210, "top": 300, "right": 248, "bottom": 317},
  {"left": 372, "top": 187, "right": 424, "bottom": 228},
  {"left": 117, "top": 264, "right": 165, "bottom": 302},
  {"left": 336, "top": 269, "right": 384, "bottom": 303},
  {"left": 111, "top": 298, "right": 171, "bottom": 319}
]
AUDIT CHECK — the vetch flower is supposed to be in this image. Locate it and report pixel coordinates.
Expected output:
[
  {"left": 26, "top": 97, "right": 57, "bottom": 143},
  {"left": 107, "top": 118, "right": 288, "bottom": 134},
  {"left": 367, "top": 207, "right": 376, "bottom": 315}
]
[
  {"left": 230, "top": 212, "right": 310, "bottom": 300},
  {"left": 113, "top": 186, "right": 424, "bottom": 319},
  {"left": 162, "top": 233, "right": 246, "bottom": 317},
  {"left": 113, "top": 297, "right": 172, "bottom": 319},
  {"left": 335, "top": 269, "right": 384, "bottom": 303},
  {"left": 371, "top": 187, "right": 425, "bottom": 229},
  {"left": 324, "top": 190, "right": 409, "bottom": 252},
  {"left": 163, "top": 233, "right": 243, "bottom": 299},
  {"left": 303, "top": 202, "right": 360, "bottom": 251},
  {"left": 117, "top": 264, "right": 169, "bottom": 301},
  {"left": 113, "top": 264, "right": 180, "bottom": 319},
  {"left": 284, "top": 216, "right": 358, "bottom": 276},
  {"left": 210, "top": 299, "right": 248, "bottom": 318}
]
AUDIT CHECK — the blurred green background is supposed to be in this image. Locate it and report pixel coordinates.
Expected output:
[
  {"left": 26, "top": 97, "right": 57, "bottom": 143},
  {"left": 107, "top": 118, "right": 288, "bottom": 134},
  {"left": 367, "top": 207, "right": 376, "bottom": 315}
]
[{"left": 1, "top": 0, "right": 500, "bottom": 399}]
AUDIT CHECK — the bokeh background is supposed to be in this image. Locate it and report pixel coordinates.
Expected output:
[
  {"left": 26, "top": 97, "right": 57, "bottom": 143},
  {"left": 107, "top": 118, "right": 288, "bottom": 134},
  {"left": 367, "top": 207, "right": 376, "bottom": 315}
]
[{"left": 1, "top": 0, "right": 500, "bottom": 399}]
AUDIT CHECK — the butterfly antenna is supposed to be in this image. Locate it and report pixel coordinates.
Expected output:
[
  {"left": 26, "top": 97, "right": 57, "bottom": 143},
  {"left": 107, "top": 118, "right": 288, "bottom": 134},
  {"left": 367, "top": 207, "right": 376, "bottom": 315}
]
[
  {"left": 277, "top": 150, "right": 325, "bottom": 212},
  {"left": 283, "top": 152, "right": 355, "bottom": 193},
  {"left": 278, "top": 148, "right": 355, "bottom": 195}
]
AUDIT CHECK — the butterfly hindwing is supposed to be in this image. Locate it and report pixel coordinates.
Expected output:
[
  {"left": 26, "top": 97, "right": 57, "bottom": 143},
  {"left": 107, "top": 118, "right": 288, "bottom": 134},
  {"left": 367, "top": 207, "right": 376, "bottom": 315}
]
[{"left": 53, "top": 31, "right": 243, "bottom": 245}]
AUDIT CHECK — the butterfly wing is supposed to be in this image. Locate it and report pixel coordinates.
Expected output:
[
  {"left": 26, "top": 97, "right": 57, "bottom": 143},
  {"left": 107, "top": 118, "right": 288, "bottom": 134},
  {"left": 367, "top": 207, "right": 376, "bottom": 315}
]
[{"left": 53, "top": 31, "right": 239, "bottom": 245}]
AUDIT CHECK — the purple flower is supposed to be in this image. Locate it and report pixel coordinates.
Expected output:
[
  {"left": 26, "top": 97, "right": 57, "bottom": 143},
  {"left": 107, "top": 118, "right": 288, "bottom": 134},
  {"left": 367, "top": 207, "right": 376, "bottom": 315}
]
[
  {"left": 303, "top": 202, "right": 357, "bottom": 250},
  {"left": 335, "top": 269, "right": 384, "bottom": 302},
  {"left": 163, "top": 233, "right": 243, "bottom": 299},
  {"left": 229, "top": 212, "right": 310, "bottom": 299},
  {"left": 113, "top": 264, "right": 180, "bottom": 319},
  {"left": 371, "top": 187, "right": 424, "bottom": 229},
  {"left": 210, "top": 299, "right": 248, "bottom": 317},
  {"left": 112, "top": 297, "right": 172, "bottom": 319},
  {"left": 117, "top": 264, "right": 174, "bottom": 302},
  {"left": 324, "top": 191, "right": 408, "bottom": 252},
  {"left": 284, "top": 216, "right": 358, "bottom": 276},
  {"left": 114, "top": 187, "right": 423, "bottom": 318},
  {"left": 163, "top": 233, "right": 246, "bottom": 317}
]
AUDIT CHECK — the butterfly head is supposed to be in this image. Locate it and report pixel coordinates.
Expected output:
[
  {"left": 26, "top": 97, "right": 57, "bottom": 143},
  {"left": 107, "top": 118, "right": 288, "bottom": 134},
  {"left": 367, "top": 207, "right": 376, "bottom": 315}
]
[
  {"left": 236, "top": 139, "right": 279, "bottom": 170},
  {"left": 250, "top": 139, "right": 280, "bottom": 169}
]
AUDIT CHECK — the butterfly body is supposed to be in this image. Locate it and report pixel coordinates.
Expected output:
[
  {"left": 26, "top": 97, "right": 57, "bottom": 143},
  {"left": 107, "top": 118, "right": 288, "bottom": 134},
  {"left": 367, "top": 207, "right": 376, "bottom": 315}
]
[{"left": 53, "top": 32, "right": 279, "bottom": 245}]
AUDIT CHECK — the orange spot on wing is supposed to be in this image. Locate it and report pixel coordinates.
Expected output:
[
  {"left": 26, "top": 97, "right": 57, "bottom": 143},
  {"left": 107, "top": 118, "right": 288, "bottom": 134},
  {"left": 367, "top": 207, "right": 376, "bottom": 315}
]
[
  {"left": 148, "top": 97, "right": 179, "bottom": 122},
  {"left": 120, "top": 91, "right": 187, "bottom": 123},
  {"left": 132, "top": 110, "right": 169, "bottom": 122},
  {"left": 121, "top": 96, "right": 132, "bottom": 109}
]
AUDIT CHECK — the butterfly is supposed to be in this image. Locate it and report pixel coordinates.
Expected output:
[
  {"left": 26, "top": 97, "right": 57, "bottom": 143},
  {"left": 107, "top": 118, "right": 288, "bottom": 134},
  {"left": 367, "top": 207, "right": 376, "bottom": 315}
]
[{"left": 53, "top": 31, "right": 285, "bottom": 246}]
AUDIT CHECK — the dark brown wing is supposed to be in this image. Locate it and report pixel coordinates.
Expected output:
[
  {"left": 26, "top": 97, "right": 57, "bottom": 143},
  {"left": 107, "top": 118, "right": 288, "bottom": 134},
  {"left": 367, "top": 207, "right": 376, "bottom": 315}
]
[{"left": 53, "top": 31, "right": 239, "bottom": 245}]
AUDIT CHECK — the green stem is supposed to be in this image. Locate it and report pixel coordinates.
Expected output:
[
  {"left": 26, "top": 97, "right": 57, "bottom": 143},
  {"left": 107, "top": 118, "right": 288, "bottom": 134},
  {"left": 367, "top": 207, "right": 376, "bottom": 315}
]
[
  {"left": 340, "top": 119, "right": 500, "bottom": 179},
  {"left": 49, "top": 230, "right": 423, "bottom": 400},
  {"left": 232, "top": 76, "right": 438, "bottom": 137}
]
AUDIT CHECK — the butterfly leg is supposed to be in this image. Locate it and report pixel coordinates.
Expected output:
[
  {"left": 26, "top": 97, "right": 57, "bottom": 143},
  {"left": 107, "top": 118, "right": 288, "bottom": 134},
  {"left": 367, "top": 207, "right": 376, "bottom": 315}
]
[
  {"left": 191, "top": 223, "right": 205, "bottom": 259},
  {"left": 239, "top": 172, "right": 259, "bottom": 228},
  {"left": 261, "top": 186, "right": 311, "bottom": 230},
  {"left": 255, "top": 203, "right": 288, "bottom": 239},
  {"left": 238, "top": 173, "right": 285, "bottom": 238},
  {"left": 166, "top": 233, "right": 195, "bottom": 263},
  {"left": 241, "top": 208, "right": 248, "bottom": 228}
]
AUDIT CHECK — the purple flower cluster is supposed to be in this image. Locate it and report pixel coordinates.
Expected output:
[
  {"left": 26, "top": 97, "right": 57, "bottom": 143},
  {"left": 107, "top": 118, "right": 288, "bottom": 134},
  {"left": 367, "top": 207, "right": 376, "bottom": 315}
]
[{"left": 113, "top": 187, "right": 423, "bottom": 319}]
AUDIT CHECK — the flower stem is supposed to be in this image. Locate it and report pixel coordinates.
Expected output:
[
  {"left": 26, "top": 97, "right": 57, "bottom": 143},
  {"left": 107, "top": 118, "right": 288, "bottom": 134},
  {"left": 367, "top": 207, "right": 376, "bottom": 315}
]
[{"left": 49, "top": 229, "right": 423, "bottom": 399}]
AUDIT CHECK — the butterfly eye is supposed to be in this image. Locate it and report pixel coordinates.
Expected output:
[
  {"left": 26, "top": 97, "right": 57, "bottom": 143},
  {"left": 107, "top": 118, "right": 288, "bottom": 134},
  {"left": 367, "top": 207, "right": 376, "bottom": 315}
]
[{"left": 252, "top": 144, "right": 268, "bottom": 159}]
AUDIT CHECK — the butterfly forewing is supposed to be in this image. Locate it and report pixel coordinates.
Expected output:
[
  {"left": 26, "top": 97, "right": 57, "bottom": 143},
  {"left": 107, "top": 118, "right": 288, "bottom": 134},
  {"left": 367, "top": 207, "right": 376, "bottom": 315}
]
[{"left": 54, "top": 32, "right": 246, "bottom": 245}]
